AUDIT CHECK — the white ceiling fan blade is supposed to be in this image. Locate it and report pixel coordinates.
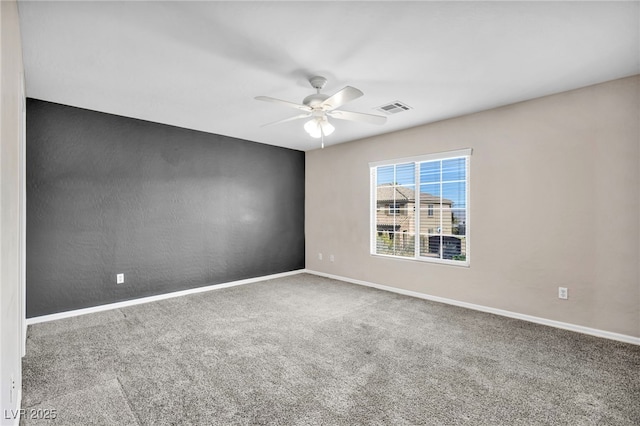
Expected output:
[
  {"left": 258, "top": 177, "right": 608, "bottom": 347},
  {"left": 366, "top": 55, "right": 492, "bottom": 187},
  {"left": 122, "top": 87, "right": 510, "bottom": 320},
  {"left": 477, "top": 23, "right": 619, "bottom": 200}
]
[
  {"left": 327, "top": 110, "right": 387, "bottom": 125},
  {"left": 261, "top": 113, "right": 311, "bottom": 127},
  {"left": 255, "top": 96, "right": 312, "bottom": 112},
  {"left": 321, "top": 86, "right": 364, "bottom": 111}
]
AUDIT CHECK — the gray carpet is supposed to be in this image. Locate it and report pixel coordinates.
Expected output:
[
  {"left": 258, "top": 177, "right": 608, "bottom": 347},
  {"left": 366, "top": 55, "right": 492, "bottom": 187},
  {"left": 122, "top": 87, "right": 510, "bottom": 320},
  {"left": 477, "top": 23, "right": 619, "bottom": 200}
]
[{"left": 21, "top": 273, "right": 640, "bottom": 425}]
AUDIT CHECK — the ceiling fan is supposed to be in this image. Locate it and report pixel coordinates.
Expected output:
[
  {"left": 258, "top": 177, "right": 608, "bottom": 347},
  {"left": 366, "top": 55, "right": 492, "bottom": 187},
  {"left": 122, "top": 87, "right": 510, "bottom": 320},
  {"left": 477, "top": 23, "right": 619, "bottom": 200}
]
[{"left": 256, "top": 76, "right": 387, "bottom": 147}]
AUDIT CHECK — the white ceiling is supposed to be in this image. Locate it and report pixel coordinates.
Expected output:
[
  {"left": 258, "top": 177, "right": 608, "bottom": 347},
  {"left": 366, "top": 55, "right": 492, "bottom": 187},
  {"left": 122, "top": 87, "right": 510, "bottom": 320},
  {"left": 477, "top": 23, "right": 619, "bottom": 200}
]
[{"left": 18, "top": 1, "right": 640, "bottom": 152}]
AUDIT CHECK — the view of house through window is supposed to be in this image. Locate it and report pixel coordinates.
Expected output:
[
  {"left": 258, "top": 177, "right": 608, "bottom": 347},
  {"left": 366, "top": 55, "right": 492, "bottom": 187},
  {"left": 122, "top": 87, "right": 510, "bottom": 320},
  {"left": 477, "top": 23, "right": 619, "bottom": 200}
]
[{"left": 370, "top": 149, "right": 470, "bottom": 265}]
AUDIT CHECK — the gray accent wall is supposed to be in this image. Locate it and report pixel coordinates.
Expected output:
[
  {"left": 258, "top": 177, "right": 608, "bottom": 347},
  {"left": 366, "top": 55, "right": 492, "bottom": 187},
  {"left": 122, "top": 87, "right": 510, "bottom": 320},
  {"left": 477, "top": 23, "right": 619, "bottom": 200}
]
[{"left": 26, "top": 99, "right": 304, "bottom": 317}]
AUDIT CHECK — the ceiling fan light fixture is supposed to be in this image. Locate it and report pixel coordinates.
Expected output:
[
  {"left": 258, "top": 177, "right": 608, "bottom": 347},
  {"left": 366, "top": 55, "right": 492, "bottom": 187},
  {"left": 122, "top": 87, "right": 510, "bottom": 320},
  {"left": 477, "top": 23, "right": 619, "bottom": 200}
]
[
  {"left": 320, "top": 118, "right": 335, "bottom": 136},
  {"left": 304, "top": 117, "right": 334, "bottom": 138},
  {"left": 304, "top": 118, "right": 320, "bottom": 135}
]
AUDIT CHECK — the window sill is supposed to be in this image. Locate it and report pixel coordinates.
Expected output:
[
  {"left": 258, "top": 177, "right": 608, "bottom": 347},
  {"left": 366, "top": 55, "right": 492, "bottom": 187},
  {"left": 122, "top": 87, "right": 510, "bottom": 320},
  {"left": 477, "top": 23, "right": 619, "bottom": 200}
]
[{"left": 370, "top": 253, "right": 470, "bottom": 268}]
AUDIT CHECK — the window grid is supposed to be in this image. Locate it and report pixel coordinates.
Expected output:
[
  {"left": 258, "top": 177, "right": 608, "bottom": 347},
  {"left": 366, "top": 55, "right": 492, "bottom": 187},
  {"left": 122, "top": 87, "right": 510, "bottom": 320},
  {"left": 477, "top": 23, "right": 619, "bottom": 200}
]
[{"left": 371, "top": 151, "right": 470, "bottom": 266}]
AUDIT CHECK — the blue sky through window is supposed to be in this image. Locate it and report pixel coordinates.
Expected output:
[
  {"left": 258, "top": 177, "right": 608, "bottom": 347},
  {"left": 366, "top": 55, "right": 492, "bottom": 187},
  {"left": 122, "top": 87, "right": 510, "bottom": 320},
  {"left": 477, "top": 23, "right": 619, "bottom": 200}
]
[
  {"left": 376, "top": 163, "right": 414, "bottom": 186},
  {"left": 376, "top": 158, "right": 466, "bottom": 207}
]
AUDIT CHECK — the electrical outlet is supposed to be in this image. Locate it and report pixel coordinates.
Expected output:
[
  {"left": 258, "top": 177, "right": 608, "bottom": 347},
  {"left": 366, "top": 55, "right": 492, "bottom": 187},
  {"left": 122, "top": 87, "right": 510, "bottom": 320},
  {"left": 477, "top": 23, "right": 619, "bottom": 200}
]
[
  {"left": 330, "top": 254, "right": 335, "bottom": 262},
  {"left": 10, "top": 375, "right": 15, "bottom": 403},
  {"left": 558, "top": 287, "right": 568, "bottom": 300},
  {"left": 318, "top": 253, "right": 323, "bottom": 261},
  {"left": 116, "top": 273, "right": 124, "bottom": 284}
]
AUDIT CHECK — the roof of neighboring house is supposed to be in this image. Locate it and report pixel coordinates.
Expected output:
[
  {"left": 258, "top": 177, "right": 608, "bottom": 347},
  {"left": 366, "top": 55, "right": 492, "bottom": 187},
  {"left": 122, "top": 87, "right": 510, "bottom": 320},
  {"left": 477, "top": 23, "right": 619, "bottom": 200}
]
[{"left": 376, "top": 184, "right": 452, "bottom": 206}]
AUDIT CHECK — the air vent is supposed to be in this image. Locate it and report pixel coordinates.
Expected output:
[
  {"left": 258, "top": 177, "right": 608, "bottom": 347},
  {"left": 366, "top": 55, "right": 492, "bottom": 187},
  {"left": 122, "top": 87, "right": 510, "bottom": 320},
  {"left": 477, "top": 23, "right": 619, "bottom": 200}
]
[{"left": 376, "top": 101, "right": 412, "bottom": 115}]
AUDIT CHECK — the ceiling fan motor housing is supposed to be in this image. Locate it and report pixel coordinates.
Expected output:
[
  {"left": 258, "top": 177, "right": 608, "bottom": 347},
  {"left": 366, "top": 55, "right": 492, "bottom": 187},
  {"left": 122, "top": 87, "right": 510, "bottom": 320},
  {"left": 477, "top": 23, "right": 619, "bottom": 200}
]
[
  {"left": 303, "top": 93, "right": 329, "bottom": 108},
  {"left": 304, "top": 76, "right": 330, "bottom": 108}
]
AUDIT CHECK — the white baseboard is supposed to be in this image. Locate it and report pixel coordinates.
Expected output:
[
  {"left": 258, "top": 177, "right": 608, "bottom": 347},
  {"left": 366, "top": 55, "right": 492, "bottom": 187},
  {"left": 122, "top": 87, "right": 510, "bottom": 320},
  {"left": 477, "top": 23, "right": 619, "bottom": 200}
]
[
  {"left": 3, "top": 387, "right": 22, "bottom": 426},
  {"left": 303, "top": 269, "right": 640, "bottom": 346},
  {"left": 26, "top": 268, "right": 639, "bottom": 346},
  {"left": 26, "top": 269, "right": 305, "bottom": 325}
]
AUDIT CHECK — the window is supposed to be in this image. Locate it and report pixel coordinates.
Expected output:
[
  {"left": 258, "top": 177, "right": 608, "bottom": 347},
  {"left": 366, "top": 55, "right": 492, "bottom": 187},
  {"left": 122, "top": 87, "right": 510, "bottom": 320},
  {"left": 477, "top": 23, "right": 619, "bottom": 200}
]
[{"left": 370, "top": 149, "right": 470, "bottom": 265}]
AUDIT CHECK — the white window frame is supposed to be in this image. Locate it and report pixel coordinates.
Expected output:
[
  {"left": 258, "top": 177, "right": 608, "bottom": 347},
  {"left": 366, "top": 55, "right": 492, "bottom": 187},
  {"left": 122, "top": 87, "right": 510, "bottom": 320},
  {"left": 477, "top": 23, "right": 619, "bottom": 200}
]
[{"left": 370, "top": 148, "right": 471, "bottom": 267}]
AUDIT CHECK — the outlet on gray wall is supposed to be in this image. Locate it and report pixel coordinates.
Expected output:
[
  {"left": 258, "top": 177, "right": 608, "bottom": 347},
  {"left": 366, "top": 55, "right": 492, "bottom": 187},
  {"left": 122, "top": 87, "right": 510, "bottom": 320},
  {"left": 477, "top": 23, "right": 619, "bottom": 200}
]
[{"left": 26, "top": 99, "right": 305, "bottom": 317}]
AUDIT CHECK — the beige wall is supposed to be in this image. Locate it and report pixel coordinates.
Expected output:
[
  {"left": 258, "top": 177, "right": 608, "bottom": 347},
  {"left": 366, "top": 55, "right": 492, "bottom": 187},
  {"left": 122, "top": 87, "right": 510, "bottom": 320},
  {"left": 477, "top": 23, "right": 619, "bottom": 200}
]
[
  {"left": 1, "top": 0, "right": 25, "bottom": 420},
  {"left": 306, "top": 75, "right": 640, "bottom": 338}
]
